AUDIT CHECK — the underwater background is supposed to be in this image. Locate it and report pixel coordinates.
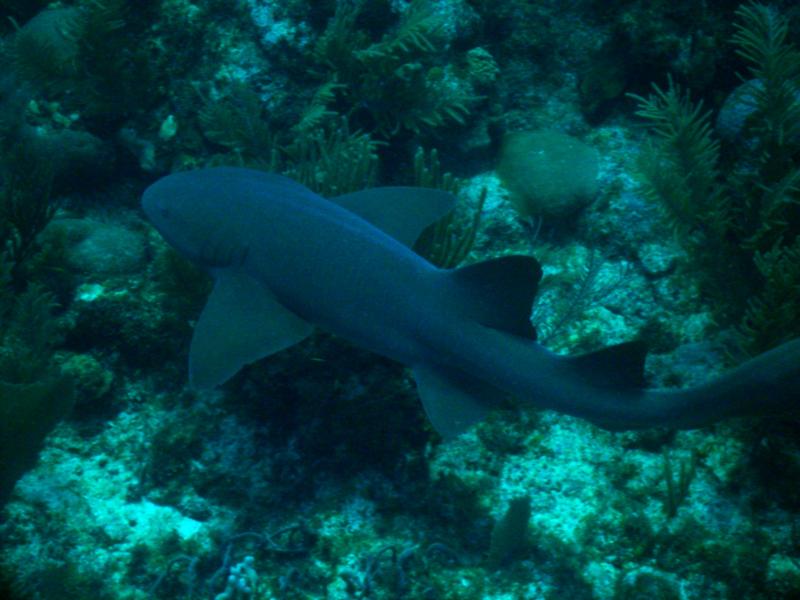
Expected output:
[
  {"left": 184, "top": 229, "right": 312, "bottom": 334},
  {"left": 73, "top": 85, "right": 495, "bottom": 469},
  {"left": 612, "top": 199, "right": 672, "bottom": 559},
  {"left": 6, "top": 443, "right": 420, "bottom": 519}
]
[{"left": 1, "top": 0, "right": 800, "bottom": 598}]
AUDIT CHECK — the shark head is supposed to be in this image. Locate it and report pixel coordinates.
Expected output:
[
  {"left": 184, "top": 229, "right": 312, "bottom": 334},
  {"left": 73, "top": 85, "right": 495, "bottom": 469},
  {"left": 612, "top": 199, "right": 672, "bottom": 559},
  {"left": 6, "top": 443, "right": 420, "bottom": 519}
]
[
  {"left": 142, "top": 168, "right": 258, "bottom": 268},
  {"left": 142, "top": 169, "right": 219, "bottom": 265}
]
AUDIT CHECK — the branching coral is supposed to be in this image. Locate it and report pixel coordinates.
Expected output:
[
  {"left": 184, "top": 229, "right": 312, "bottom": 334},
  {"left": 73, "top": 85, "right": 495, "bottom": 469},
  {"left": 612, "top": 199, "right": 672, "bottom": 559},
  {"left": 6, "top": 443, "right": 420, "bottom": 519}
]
[
  {"left": 0, "top": 283, "right": 60, "bottom": 384},
  {"left": 630, "top": 78, "right": 727, "bottom": 241},
  {"left": 11, "top": 0, "right": 159, "bottom": 125},
  {"left": 412, "top": 147, "right": 486, "bottom": 269},
  {"left": 631, "top": 1, "right": 800, "bottom": 354},
  {"left": 283, "top": 118, "right": 381, "bottom": 196},
  {"left": 732, "top": 2, "right": 800, "bottom": 153},
  {"left": 10, "top": 7, "right": 81, "bottom": 94},
  {"left": 198, "top": 84, "right": 381, "bottom": 196},
  {"left": 0, "top": 123, "right": 72, "bottom": 513},
  {"left": 0, "top": 144, "right": 56, "bottom": 286},
  {"left": 739, "top": 237, "right": 800, "bottom": 354},
  {"left": 198, "top": 82, "right": 278, "bottom": 162},
  {"left": 312, "top": 0, "right": 478, "bottom": 137}
]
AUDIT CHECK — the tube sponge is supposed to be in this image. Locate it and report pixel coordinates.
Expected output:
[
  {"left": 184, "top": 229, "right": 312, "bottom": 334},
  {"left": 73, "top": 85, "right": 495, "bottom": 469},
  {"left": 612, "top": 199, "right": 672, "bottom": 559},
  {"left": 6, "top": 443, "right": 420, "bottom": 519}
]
[{"left": 0, "top": 375, "right": 74, "bottom": 509}]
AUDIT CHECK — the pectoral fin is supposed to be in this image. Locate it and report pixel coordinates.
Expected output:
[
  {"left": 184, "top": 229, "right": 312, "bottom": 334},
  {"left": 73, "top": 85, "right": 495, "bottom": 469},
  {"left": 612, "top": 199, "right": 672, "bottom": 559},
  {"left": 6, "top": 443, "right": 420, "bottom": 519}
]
[{"left": 190, "top": 270, "right": 313, "bottom": 388}]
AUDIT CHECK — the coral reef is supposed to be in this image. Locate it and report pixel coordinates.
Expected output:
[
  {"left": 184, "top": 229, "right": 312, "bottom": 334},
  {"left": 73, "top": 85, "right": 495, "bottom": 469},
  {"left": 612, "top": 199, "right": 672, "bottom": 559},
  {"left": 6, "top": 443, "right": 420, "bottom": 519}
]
[
  {"left": 0, "top": 1, "right": 798, "bottom": 599},
  {"left": 632, "top": 2, "right": 800, "bottom": 353}
]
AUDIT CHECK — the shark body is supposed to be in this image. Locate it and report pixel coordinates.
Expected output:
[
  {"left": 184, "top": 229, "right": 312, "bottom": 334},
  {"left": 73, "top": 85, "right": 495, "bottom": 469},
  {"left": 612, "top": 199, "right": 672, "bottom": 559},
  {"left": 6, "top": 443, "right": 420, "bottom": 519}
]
[{"left": 142, "top": 167, "right": 800, "bottom": 436}]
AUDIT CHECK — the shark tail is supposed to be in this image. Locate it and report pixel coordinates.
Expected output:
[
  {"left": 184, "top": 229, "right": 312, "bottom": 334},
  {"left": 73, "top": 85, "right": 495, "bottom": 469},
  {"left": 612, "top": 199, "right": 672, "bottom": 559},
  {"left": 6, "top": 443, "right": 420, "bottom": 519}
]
[
  {"left": 415, "top": 255, "right": 800, "bottom": 435},
  {"left": 411, "top": 254, "right": 650, "bottom": 437}
]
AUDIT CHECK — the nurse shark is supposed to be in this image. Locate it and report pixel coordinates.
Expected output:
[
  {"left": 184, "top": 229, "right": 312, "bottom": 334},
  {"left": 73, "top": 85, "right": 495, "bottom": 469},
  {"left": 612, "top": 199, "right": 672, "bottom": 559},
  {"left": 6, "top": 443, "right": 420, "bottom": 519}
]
[{"left": 142, "top": 167, "right": 800, "bottom": 437}]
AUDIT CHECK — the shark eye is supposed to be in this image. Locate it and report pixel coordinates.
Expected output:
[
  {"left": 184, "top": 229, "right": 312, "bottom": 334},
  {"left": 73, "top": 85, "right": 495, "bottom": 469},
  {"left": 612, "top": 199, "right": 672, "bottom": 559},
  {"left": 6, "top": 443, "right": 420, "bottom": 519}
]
[{"left": 159, "top": 206, "right": 172, "bottom": 219}]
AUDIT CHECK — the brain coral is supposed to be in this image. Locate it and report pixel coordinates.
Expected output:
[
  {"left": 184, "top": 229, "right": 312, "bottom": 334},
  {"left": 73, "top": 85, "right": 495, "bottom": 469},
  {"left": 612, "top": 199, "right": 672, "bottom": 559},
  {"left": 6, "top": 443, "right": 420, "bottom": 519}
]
[{"left": 497, "top": 130, "right": 599, "bottom": 219}]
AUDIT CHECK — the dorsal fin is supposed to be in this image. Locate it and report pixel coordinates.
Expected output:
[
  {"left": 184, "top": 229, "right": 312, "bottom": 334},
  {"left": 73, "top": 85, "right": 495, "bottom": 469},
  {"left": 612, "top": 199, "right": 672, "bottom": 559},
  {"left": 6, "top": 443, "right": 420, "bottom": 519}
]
[
  {"left": 330, "top": 187, "right": 456, "bottom": 247},
  {"left": 565, "top": 341, "right": 648, "bottom": 389},
  {"left": 448, "top": 255, "right": 542, "bottom": 340}
]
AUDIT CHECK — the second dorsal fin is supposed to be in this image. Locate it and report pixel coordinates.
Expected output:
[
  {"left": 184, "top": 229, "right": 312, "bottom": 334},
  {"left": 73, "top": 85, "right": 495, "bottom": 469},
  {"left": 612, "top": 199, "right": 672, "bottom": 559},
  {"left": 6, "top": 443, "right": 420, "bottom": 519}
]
[{"left": 565, "top": 341, "right": 649, "bottom": 389}]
